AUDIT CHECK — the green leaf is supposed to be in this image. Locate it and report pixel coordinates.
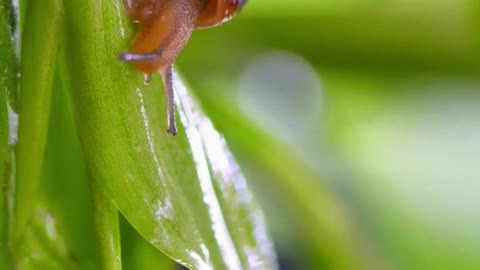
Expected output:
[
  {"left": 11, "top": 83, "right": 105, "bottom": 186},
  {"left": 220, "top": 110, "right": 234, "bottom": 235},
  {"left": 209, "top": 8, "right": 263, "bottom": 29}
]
[{"left": 62, "top": 0, "right": 277, "bottom": 269}]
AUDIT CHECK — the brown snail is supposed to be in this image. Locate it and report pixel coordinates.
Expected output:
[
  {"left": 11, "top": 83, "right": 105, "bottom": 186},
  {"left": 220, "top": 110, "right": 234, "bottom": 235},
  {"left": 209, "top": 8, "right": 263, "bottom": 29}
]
[{"left": 120, "top": 0, "right": 247, "bottom": 135}]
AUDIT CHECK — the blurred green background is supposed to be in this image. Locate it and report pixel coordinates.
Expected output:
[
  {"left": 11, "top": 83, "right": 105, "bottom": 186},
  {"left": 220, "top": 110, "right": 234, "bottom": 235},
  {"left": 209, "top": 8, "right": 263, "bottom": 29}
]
[{"left": 176, "top": 0, "right": 480, "bottom": 269}]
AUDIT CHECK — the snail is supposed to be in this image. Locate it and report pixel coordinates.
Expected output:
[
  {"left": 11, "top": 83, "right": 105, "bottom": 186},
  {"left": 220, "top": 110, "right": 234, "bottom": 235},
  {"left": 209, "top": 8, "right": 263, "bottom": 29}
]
[{"left": 120, "top": 0, "right": 247, "bottom": 135}]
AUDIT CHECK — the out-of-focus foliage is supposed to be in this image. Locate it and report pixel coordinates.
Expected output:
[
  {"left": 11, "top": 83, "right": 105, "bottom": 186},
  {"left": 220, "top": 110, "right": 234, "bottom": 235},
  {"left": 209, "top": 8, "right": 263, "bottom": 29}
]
[{"left": 176, "top": 0, "right": 480, "bottom": 269}]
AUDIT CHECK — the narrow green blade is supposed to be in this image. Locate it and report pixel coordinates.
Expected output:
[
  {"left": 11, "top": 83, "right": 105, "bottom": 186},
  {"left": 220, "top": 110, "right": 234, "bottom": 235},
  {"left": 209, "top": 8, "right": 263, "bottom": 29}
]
[
  {"left": 13, "top": 0, "right": 62, "bottom": 245},
  {"left": 0, "top": 0, "right": 14, "bottom": 267}
]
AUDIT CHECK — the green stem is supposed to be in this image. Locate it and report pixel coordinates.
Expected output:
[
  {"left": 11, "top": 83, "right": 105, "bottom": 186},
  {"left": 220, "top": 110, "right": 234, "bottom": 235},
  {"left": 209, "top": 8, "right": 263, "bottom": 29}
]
[
  {"left": 0, "top": 1, "right": 14, "bottom": 268},
  {"left": 91, "top": 179, "right": 122, "bottom": 270},
  {"left": 13, "top": 0, "right": 62, "bottom": 245}
]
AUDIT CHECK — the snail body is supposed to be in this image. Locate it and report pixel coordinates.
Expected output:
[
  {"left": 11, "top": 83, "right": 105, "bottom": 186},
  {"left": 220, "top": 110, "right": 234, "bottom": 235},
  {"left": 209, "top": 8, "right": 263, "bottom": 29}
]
[{"left": 120, "top": 0, "right": 246, "bottom": 135}]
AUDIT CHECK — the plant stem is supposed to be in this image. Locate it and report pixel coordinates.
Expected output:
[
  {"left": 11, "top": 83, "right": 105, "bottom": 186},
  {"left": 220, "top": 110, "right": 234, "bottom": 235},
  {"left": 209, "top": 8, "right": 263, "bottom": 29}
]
[
  {"left": 91, "top": 178, "right": 122, "bottom": 270},
  {"left": 13, "top": 0, "right": 62, "bottom": 246}
]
